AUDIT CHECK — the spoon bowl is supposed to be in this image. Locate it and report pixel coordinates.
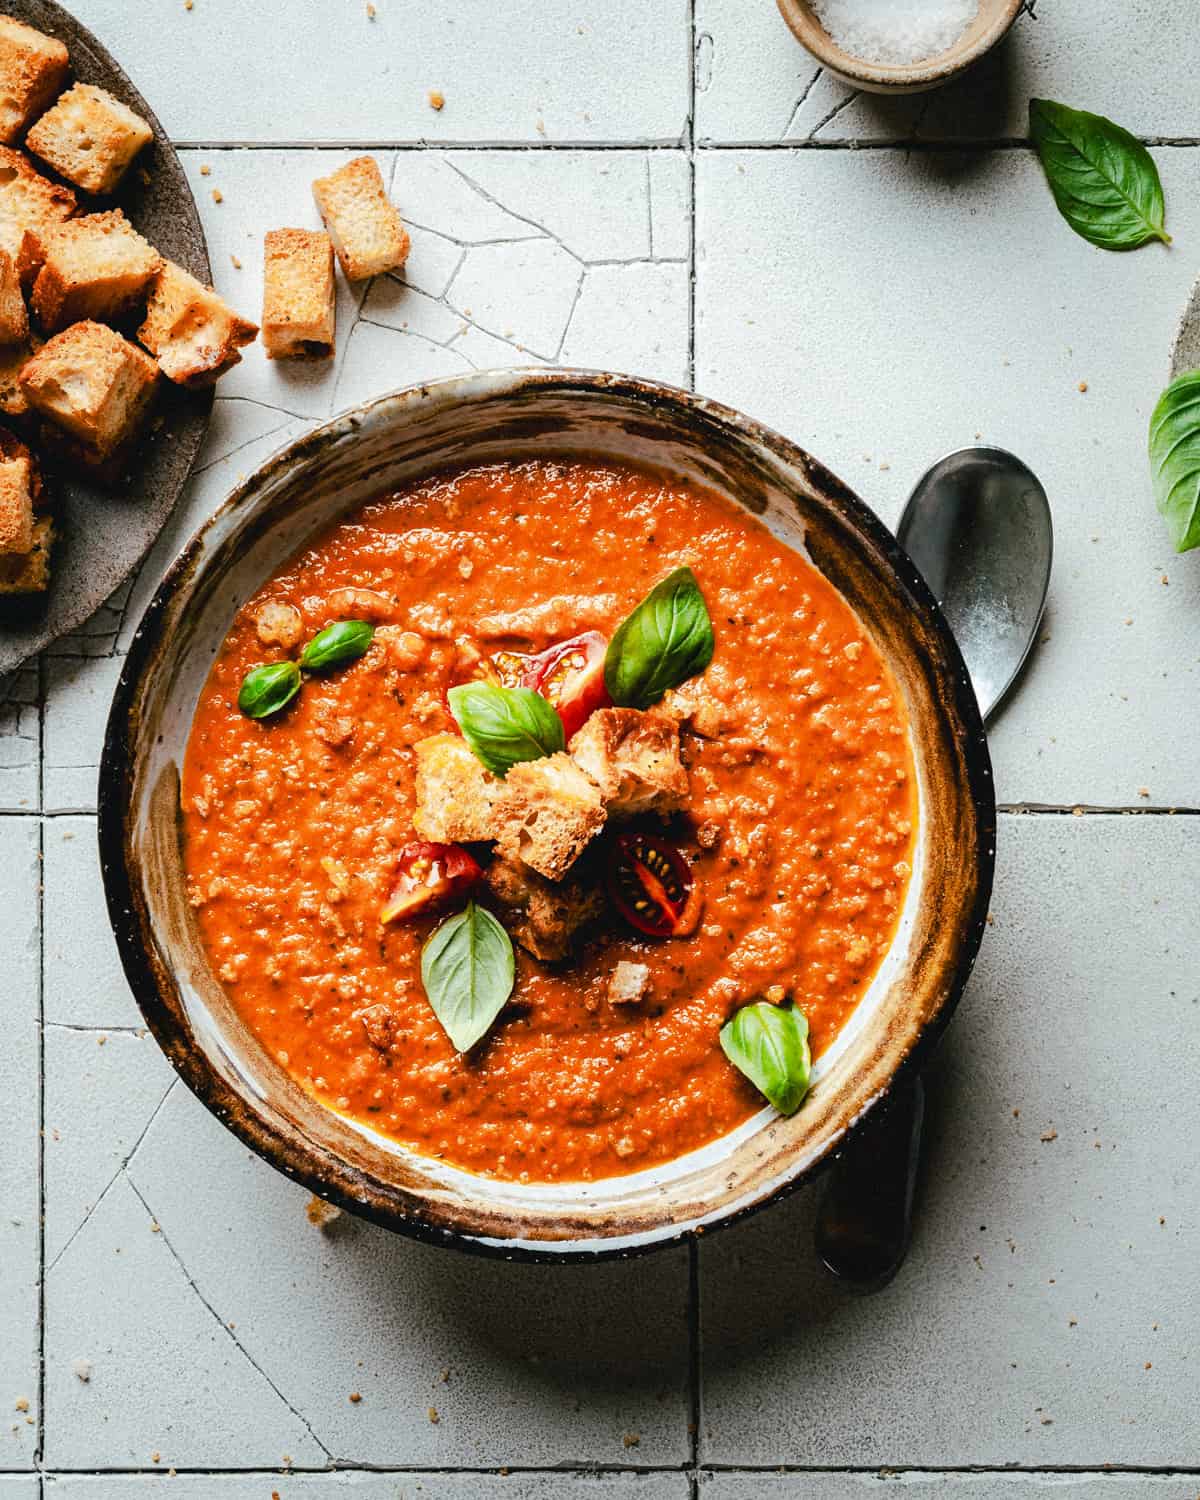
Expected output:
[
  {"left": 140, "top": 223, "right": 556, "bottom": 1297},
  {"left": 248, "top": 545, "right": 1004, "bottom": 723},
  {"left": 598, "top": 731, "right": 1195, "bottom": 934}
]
[{"left": 897, "top": 446, "right": 1053, "bottom": 722}]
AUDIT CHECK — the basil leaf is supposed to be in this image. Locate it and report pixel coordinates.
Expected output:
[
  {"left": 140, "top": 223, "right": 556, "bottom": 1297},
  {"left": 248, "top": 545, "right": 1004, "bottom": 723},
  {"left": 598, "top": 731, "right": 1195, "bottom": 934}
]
[
  {"left": 237, "top": 661, "right": 301, "bottom": 719},
  {"left": 720, "top": 1000, "right": 811, "bottom": 1116},
  {"left": 1149, "top": 370, "right": 1200, "bottom": 552},
  {"left": 421, "top": 900, "right": 515, "bottom": 1053},
  {"left": 300, "top": 620, "right": 375, "bottom": 671},
  {"left": 604, "top": 566, "right": 715, "bottom": 710},
  {"left": 1030, "top": 98, "right": 1170, "bottom": 251},
  {"left": 447, "top": 682, "right": 564, "bottom": 777}
]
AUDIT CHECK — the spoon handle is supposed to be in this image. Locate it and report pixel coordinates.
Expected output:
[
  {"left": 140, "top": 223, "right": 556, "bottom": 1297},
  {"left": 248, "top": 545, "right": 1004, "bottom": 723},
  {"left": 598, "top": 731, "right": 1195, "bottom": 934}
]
[{"left": 814, "top": 1076, "right": 924, "bottom": 1292}]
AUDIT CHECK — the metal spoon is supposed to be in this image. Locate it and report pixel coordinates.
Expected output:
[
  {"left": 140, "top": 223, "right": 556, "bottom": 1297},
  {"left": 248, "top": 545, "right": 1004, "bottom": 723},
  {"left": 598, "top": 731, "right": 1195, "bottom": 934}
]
[{"left": 815, "top": 445, "right": 1052, "bottom": 1292}]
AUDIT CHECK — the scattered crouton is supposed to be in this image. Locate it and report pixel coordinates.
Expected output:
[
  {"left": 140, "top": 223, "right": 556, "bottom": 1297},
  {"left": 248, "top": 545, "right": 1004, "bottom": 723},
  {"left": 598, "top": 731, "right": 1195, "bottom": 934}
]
[
  {"left": 255, "top": 598, "right": 303, "bottom": 649},
  {"left": 0, "top": 147, "right": 75, "bottom": 245},
  {"left": 608, "top": 960, "right": 651, "bottom": 1005},
  {"left": 138, "top": 259, "right": 258, "bottom": 386},
  {"left": 262, "top": 227, "right": 335, "bottom": 359},
  {"left": 27, "top": 82, "right": 153, "bottom": 195},
  {"left": 20, "top": 320, "right": 158, "bottom": 476},
  {"left": 0, "top": 246, "right": 25, "bottom": 344},
  {"left": 31, "top": 210, "right": 162, "bottom": 333},
  {"left": 312, "top": 155, "right": 409, "bottom": 281},
  {"left": 412, "top": 732, "right": 503, "bottom": 843},
  {"left": 484, "top": 849, "right": 603, "bottom": 962},
  {"left": 0, "top": 449, "right": 32, "bottom": 553},
  {"left": 0, "top": 513, "right": 51, "bottom": 592},
  {"left": 0, "top": 17, "right": 69, "bottom": 145},
  {"left": 496, "top": 753, "right": 606, "bottom": 882},
  {"left": 569, "top": 708, "right": 688, "bottom": 818}
]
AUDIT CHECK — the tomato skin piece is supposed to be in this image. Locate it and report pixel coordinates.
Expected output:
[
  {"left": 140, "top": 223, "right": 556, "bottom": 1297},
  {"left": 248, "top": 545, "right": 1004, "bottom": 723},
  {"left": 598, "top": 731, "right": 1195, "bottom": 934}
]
[
  {"left": 607, "top": 831, "right": 697, "bottom": 938},
  {"left": 522, "top": 631, "right": 610, "bottom": 739},
  {"left": 381, "top": 841, "right": 482, "bottom": 923}
]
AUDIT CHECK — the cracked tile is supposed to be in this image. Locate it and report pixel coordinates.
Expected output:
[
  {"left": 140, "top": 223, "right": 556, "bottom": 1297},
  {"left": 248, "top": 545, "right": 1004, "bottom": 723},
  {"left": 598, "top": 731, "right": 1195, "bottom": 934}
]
[
  {"left": 44, "top": 1174, "right": 327, "bottom": 1469},
  {"left": 696, "top": 147, "right": 1200, "bottom": 805},
  {"left": 702, "top": 1481, "right": 1200, "bottom": 1500},
  {"left": 0, "top": 663, "right": 40, "bottom": 812},
  {"left": 361, "top": 280, "right": 471, "bottom": 344},
  {"left": 401, "top": 224, "right": 466, "bottom": 300},
  {"left": 700, "top": 815, "right": 1200, "bottom": 1468},
  {"left": 44, "top": 1026, "right": 175, "bottom": 1267},
  {"left": 62, "top": 0, "right": 689, "bottom": 143},
  {"left": 561, "top": 262, "right": 690, "bottom": 387},
  {"left": 396, "top": 156, "right": 547, "bottom": 244},
  {"left": 43, "top": 816, "right": 140, "bottom": 1028},
  {"left": 446, "top": 239, "right": 583, "bottom": 359},
  {"left": 48, "top": 1478, "right": 690, "bottom": 1499},
  {"left": 0, "top": 818, "right": 39, "bottom": 1470},
  {"left": 696, "top": 0, "right": 1200, "bottom": 143},
  {"left": 126, "top": 1081, "right": 691, "bottom": 1467},
  {"left": 335, "top": 318, "right": 474, "bottom": 410}
]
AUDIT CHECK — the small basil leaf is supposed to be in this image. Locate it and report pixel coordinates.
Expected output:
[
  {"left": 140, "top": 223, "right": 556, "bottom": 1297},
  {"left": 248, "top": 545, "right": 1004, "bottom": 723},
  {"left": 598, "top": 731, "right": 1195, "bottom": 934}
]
[
  {"left": 1149, "top": 370, "right": 1200, "bottom": 553},
  {"left": 604, "top": 566, "right": 715, "bottom": 710},
  {"left": 421, "top": 900, "right": 515, "bottom": 1053},
  {"left": 1030, "top": 98, "right": 1170, "bottom": 251},
  {"left": 300, "top": 620, "right": 375, "bottom": 672},
  {"left": 720, "top": 1000, "right": 811, "bottom": 1116},
  {"left": 447, "top": 682, "right": 565, "bottom": 777},
  {"left": 237, "top": 660, "right": 302, "bottom": 719}
]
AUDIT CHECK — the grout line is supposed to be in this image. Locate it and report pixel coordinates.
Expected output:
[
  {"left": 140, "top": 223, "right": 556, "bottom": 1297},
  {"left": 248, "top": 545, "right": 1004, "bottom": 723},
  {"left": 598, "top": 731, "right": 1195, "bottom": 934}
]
[
  {"left": 169, "top": 137, "right": 1200, "bottom": 151},
  {"left": 10, "top": 1464, "right": 1200, "bottom": 1478},
  {"left": 34, "top": 809, "right": 45, "bottom": 1475},
  {"left": 686, "top": 0, "right": 697, "bottom": 393}
]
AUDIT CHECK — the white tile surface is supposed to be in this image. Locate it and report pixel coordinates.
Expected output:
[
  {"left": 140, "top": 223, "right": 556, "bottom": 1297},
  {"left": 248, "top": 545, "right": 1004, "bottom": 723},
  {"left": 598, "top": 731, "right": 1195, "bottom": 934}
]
[
  {"left": 0, "top": 664, "right": 40, "bottom": 812},
  {"left": 696, "top": 147, "right": 1200, "bottom": 806},
  {"left": 700, "top": 814, "right": 1200, "bottom": 1469},
  {"left": 695, "top": 0, "right": 1200, "bottom": 144},
  {"left": 0, "top": 819, "right": 40, "bottom": 1471},
  {"left": 47, "top": 1479, "right": 690, "bottom": 1499},
  {"left": 702, "top": 1480, "right": 1200, "bottom": 1499},
  {"left": 64, "top": 0, "right": 690, "bottom": 145}
]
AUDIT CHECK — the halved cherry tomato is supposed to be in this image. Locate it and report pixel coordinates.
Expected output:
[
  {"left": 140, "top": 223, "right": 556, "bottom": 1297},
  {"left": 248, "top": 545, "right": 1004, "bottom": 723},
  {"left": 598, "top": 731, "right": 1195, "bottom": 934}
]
[
  {"left": 522, "top": 630, "right": 610, "bottom": 739},
  {"left": 443, "top": 645, "right": 532, "bottom": 730},
  {"left": 380, "top": 841, "right": 481, "bottom": 923},
  {"left": 607, "top": 831, "right": 701, "bottom": 938}
]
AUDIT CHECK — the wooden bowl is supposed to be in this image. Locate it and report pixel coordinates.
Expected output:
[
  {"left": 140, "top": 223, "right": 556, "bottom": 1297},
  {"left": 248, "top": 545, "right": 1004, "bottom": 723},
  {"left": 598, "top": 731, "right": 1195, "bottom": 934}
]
[
  {"left": 776, "top": 0, "right": 1024, "bottom": 94},
  {"left": 98, "top": 369, "right": 995, "bottom": 1261}
]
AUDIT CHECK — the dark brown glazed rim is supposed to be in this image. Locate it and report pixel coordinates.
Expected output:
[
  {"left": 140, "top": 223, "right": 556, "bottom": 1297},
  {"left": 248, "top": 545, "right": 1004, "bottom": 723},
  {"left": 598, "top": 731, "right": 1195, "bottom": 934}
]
[{"left": 97, "top": 370, "right": 996, "bottom": 1264}]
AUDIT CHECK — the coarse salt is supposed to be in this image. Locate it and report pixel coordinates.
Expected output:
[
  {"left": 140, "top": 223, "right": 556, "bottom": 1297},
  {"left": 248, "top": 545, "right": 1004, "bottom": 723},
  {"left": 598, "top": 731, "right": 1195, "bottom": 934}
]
[{"left": 810, "top": 0, "right": 980, "bottom": 65}]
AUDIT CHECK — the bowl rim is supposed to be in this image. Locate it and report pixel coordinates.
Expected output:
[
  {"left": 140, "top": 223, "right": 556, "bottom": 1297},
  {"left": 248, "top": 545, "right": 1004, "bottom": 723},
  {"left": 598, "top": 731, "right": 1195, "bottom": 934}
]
[
  {"left": 97, "top": 367, "right": 996, "bottom": 1263},
  {"left": 775, "top": 0, "right": 1025, "bottom": 93}
]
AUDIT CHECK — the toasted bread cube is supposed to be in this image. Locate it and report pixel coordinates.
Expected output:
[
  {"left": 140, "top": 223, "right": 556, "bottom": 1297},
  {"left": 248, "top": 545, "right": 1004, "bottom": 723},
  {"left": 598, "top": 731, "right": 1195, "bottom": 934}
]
[
  {"left": 0, "top": 147, "right": 74, "bottom": 248},
  {"left": 0, "top": 214, "right": 41, "bottom": 291},
  {"left": 0, "top": 338, "right": 31, "bottom": 419},
  {"left": 138, "top": 259, "right": 258, "bottom": 387},
  {"left": 31, "top": 209, "right": 161, "bottom": 333},
  {"left": 0, "top": 450, "right": 32, "bottom": 553},
  {"left": 0, "top": 245, "right": 25, "bottom": 344},
  {"left": 311, "top": 155, "right": 409, "bottom": 281},
  {"left": 569, "top": 708, "right": 689, "bottom": 818},
  {"left": 0, "top": 18, "right": 69, "bottom": 146},
  {"left": 0, "top": 513, "right": 50, "bottom": 592},
  {"left": 262, "top": 227, "right": 335, "bottom": 359},
  {"left": 608, "top": 960, "right": 652, "bottom": 1006},
  {"left": 412, "top": 731, "right": 503, "bottom": 844},
  {"left": 484, "top": 849, "right": 603, "bottom": 962},
  {"left": 496, "top": 753, "right": 605, "bottom": 882},
  {"left": 0, "top": 423, "right": 43, "bottom": 503},
  {"left": 20, "top": 320, "right": 157, "bottom": 466},
  {"left": 26, "top": 82, "right": 152, "bottom": 195}
]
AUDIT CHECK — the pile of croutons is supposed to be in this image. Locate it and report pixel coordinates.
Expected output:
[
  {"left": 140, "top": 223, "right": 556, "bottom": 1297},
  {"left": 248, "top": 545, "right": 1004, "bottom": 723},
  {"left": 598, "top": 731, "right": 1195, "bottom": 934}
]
[{"left": 0, "top": 11, "right": 410, "bottom": 597}]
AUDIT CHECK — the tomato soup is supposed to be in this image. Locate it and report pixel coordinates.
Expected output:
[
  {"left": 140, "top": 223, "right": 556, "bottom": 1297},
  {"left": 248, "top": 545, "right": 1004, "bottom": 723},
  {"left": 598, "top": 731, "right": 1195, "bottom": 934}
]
[{"left": 182, "top": 459, "right": 916, "bottom": 1182}]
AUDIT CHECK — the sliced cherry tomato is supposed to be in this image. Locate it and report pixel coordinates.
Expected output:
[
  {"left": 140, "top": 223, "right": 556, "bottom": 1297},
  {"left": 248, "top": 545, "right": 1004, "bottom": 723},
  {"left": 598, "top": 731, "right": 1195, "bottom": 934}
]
[
  {"left": 380, "top": 841, "right": 481, "bottom": 923},
  {"left": 607, "top": 831, "right": 700, "bottom": 938},
  {"left": 522, "top": 630, "right": 610, "bottom": 739},
  {"left": 443, "top": 645, "right": 532, "bottom": 730}
]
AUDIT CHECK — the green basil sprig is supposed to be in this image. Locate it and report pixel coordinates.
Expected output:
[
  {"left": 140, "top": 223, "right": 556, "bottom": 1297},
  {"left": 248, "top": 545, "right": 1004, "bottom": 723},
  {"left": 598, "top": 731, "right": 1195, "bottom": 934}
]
[
  {"left": 237, "top": 660, "right": 302, "bottom": 720},
  {"left": 421, "top": 899, "right": 515, "bottom": 1052},
  {"left": 1149, "top": 370, "right": 1200, "bottom": 552},
  {"left": 300, "top": 620, "right": 375, "bottom": 671},
  {"left": 447, "top": 682, "right": 564, "bottom": 777},
  {"left": 1030, "top": 98, "right": 1170, "bottom": 251},
  {"left": 720, "top": 1000, "right": 811, "bottom": 1116},
  {"left": 604, "top": 566, "right": 714, "bottom": 710}
]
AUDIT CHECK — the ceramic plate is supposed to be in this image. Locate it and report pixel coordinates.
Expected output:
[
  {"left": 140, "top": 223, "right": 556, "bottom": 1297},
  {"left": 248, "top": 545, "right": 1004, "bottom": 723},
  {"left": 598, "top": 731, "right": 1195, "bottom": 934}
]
[{"left": 0, "top": 0, "right": 212, "bottom": 674}]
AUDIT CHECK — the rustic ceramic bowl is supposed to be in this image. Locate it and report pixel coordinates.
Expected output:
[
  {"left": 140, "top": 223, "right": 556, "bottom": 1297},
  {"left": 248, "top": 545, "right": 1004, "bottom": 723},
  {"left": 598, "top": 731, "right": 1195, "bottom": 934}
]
[
  {"left": 776, "top": 0, "right": 1024, "bottom": 94},
  {"left": 99, "top": 369, "right": 995, "bottom": 1262}
]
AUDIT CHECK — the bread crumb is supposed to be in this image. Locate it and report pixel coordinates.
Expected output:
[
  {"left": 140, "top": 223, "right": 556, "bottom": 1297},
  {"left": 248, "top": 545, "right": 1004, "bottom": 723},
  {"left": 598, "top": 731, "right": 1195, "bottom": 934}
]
[
  {"left": 151, "top": 1452, "right": 160, "bottom": 1464},
  {"left": 1145, "top": 1362, "right": 1152, "bottom": 1370},
  {"left": 623, "top": 1432, "right": 640, "bottom": 1448},
  {"left": 1077, "top": 380, "right": 1088, "bottom": 392},
  {"left": 305, "top": 1194, "right": 342, "bottom": 1229},
  {"left": 1040, "top": 1127, "right": 1057, "bottom": 1142},
  {"left": 72, "top": 1358, "right": 92, "bottom": 1382},
  {"left": 349, "top": 1392, "right": 362, "bottom": 1404},
  {"left": 211, "top": 187, "right": 223, "bottom": 203},
  {"left": 1138, "top": 787, "right": 1150, "bottom": 798},
  {"left": 428, "top": 1405, "right": 440, "bottom": 1423},
  {"left": 199, "top": 164, "right": 210, "bottom": 176},
  {"left": 366, "top": 1, "right": 376, "bottom": 14},
  {"left": 1160, "top": 573, "right": 1168, "bottom": 585},
  {"left": 429, "top": 90, "right": 445, "bottom": 111},
  {"left": 230, "top": 254, "right": 241, "bottom": 269},
  {"left": 184, "top": 0, "right": 193, "bottom": 8},
  {"left": 1068, "top": 1317, "right": 1077, "bottom": 1327},
  {"left": 14, "top": 1398, "right": 28, "bottom": 1413}
]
